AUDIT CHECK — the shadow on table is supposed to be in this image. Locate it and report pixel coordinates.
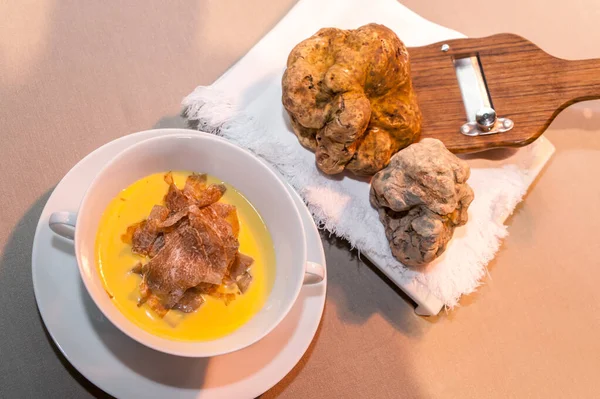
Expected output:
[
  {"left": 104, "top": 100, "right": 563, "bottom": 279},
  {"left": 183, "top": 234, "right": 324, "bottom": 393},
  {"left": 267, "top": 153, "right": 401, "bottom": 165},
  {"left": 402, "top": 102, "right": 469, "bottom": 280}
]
[
  {"left": 153, "top": 114, "right": 190, "bottom": 130},
  {"left": 319, "top": 230, "right": 429, "bottom": 338},
  {"left": 0, "top": 188, "right": 113, "bottom": 398}
]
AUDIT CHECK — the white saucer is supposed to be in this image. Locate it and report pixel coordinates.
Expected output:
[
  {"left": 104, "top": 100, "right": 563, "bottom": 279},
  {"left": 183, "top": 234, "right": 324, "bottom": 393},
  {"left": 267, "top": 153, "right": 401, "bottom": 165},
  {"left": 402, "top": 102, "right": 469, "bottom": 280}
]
[{"left": 31, "top": 129, "right": 327, "bottom": 399}]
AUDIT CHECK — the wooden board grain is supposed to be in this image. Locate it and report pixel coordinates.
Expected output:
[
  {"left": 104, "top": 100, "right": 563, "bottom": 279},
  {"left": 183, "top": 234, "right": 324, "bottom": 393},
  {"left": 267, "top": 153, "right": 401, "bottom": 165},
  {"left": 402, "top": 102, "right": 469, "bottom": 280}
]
[{"left": 408, "top": 33, "right": 600, "bottom": 153}]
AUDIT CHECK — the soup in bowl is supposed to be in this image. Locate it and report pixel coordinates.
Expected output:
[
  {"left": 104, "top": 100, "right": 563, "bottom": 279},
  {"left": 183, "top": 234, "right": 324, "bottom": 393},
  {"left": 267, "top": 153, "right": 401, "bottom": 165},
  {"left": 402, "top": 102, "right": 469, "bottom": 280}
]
[{"left": 49, "top": 132, "right": 324, "bottom": 357}]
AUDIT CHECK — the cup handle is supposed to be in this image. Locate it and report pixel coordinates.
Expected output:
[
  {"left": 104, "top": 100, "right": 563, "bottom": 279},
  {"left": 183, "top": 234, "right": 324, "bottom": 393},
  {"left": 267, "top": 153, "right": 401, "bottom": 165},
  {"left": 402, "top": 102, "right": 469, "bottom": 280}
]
[
  {"left": 49, "top": 211, "right": 77, "bottom": 240},
  {"left": 303, "top": 261, "right": 325, "bottom": 285}
]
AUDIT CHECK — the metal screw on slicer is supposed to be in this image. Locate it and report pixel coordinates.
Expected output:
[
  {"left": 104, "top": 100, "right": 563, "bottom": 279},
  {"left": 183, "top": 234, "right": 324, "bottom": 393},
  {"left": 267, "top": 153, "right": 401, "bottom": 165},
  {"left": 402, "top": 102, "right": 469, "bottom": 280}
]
[{"left": 475, "top": 107, "right": 497, "bottom": 131}]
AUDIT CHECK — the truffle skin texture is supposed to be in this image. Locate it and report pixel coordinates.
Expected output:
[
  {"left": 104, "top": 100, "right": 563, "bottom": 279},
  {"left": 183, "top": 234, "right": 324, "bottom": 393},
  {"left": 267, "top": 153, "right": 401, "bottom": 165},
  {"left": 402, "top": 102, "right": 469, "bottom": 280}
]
[
  {"left": 281, "top": 23, "right": 422, "bottom": 176},
  {"left": 370, "top": 138, "right": 474, "bottom": 267}
]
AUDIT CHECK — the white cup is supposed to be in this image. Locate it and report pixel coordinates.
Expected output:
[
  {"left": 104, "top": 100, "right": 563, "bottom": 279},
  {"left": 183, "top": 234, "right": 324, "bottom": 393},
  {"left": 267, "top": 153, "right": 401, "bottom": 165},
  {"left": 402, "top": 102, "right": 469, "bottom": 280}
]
[{"left": 49, "top": 132, "right": 324, "bottom": 357}]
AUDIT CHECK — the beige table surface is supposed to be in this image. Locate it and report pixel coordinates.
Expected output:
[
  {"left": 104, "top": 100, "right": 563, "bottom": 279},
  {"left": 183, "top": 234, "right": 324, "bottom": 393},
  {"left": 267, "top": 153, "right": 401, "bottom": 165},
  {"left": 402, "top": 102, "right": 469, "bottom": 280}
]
[{"left": 1, "top": 1, "right": 599, "bottom": 398}]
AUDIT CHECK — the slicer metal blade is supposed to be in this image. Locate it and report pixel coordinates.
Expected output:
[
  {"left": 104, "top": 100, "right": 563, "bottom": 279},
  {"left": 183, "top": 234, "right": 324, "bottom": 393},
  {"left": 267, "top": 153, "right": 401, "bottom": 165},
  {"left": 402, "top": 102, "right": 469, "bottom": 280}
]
[
  {"left": 453, "top": 56, "right": 492, "bottom": 120},
  {"left": 453, "top": 55, "right": 514, "bottom": 136}
]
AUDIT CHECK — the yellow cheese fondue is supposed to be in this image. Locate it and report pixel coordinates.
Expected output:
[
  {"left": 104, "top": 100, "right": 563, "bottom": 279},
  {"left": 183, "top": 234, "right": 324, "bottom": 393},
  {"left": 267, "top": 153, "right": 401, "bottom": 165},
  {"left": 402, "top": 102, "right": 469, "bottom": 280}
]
[{"left": 95, "top": 171, "right": 275, "bottom": 341}]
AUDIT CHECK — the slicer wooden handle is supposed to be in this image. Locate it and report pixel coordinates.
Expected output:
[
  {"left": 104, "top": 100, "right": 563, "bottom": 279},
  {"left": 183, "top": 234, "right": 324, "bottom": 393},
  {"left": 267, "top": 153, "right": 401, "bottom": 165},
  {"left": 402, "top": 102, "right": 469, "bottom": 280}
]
[
  {"left": 562, "top": 58, "right": 600, "bottom": 103},
  {"left": 409, "top": 34, "right": 600, "bottom": 153}
]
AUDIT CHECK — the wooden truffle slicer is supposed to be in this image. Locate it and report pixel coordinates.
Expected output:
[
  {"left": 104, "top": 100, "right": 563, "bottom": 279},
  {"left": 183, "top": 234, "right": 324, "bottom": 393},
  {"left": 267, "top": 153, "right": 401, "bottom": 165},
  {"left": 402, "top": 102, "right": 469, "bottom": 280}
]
[{"left": 408, "top": 33, "right": 600, "bottom": 153}]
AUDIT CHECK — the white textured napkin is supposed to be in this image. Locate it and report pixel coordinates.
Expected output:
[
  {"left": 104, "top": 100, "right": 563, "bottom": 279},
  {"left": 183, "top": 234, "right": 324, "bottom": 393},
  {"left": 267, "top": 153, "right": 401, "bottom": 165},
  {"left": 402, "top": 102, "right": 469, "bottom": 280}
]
[{"left": 183, "top": 0, "right": 555, "bottom": 309}]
